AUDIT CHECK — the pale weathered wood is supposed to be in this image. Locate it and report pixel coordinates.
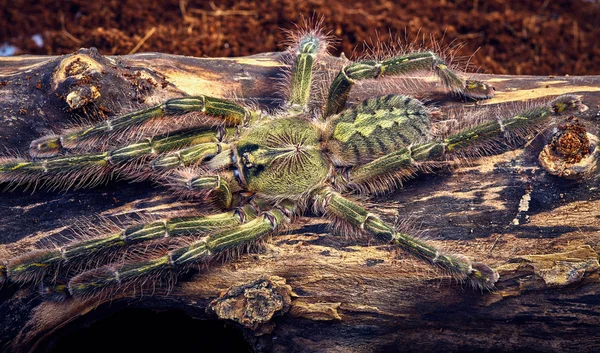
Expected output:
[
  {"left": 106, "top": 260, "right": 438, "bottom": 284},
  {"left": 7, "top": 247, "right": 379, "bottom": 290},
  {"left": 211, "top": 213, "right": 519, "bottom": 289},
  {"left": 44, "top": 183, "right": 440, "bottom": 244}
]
[{"left": 1, "top": 50, "right": 599, "bottom": 353}]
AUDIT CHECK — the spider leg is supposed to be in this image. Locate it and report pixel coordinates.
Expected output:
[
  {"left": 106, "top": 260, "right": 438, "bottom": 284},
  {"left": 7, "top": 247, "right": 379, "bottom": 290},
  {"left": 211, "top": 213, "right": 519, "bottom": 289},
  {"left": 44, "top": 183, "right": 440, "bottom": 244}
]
[
  {"left": 342, "top": 94, "right": 587, "bottom": 193},
  {"left": 165, "top": 169, "right": 238, "bottom": 209},
  {"left": 151, "top": 126, "right": 236, "bottom": 171},
  {"left": 0, "top": 127, "right": 233, "bottom": 190},
  {"left": 30, "top": 96, "right": 253, "bottom": 157},
  {"left": 287, "top": 33, "right": 326, "bottom": 108},
  {"left": 313, "top": 188, "right": 498, "bottom": 289},
  {"left": 5, "top": 205, "right": 259, "bottom": 285},
  {"left": 324, "top": 52, "right": 495, "bottom": 117},
  {"left": 67, "top": 201, "right": 296, "bottom": 298}
]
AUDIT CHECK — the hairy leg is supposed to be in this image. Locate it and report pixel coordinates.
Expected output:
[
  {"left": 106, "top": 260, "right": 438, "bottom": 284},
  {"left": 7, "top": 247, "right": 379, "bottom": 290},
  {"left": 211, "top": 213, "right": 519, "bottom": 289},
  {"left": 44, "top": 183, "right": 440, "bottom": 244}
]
[
  {"left": 324, "top": 52, "right": 495, "bottom": 117},
  {"left": 342, "top": 94, "right": 587, "bottom": 193},
  {"left": 68, "top": 201, "right": 296, "bottom": 297},
  {"left": 5, "top": 205, "right": 259, "bottom": 285},
  {"left": 285, "top": 30, "right": 328, "bottom": 109},
  {"left": 0, "top": 128, "right": 233, "bottom": 190},
  {"left": 313, "top": 187, "right": 498, "bottom": 289},
  {"left": 30, "top": 96, "right": 252, "bottom": 157}
]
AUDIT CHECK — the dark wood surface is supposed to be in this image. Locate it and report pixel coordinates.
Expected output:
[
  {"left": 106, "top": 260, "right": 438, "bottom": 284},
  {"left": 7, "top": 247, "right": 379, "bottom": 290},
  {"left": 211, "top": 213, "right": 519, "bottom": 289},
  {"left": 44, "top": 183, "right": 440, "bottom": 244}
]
[{"left": 1, "top": 50, "right": 599, "bottom": 353}]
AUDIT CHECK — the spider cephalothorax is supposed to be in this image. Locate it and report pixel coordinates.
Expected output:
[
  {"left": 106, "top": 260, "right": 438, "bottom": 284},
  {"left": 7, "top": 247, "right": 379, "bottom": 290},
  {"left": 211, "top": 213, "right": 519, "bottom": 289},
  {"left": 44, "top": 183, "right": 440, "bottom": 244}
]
[{"left": 0, "top": 28, "right": 586, "bottom": 299}]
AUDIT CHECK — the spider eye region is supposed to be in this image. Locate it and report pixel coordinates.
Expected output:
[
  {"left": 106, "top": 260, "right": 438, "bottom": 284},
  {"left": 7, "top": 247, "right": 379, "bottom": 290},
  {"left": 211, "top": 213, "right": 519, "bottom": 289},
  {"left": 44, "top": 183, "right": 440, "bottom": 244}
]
[{"left": 236, "top": 118, "right": 329, "bottom": 197}]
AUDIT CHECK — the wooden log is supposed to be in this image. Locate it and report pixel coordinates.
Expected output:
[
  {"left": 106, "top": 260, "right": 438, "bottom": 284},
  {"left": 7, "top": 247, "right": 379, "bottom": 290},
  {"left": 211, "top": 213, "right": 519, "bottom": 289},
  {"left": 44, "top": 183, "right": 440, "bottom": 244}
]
[{"left": 0, "top": 50, "right": 599, "bottom": 353}]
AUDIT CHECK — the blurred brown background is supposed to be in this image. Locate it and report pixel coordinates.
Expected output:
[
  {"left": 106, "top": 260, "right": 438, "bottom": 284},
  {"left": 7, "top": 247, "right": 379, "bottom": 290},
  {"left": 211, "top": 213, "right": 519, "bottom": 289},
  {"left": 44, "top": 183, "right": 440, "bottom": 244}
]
[{"left": 1, "top": 0, "right": 599, "bottom": 75}]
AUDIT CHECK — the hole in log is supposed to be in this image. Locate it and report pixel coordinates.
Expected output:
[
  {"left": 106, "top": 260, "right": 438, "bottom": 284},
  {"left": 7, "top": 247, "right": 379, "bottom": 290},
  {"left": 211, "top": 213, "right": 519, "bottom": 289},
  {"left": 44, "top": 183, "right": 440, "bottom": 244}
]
[{"left": 34, "top": 307, "right": 254, "bottom": 353}]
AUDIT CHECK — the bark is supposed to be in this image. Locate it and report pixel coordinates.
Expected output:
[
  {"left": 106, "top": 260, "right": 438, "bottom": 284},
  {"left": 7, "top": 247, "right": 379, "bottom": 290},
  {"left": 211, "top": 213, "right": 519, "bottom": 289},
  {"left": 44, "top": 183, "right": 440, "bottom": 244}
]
[{"left": 0, "top": 49, "right": 599, "bottom": 353}]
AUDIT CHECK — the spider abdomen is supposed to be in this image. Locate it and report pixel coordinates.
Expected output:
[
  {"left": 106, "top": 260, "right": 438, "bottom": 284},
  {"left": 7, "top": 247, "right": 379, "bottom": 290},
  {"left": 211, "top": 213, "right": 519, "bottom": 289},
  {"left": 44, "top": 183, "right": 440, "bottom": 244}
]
[{"left": 326, "top": 95, "right": 431, "bottom": 166}]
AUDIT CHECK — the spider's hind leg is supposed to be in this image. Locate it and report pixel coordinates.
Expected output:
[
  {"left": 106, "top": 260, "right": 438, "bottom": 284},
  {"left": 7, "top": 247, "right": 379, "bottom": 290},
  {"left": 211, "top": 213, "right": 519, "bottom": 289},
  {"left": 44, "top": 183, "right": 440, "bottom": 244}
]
[
  {"left": 324, "top": 51, "right": 495, "bottom": 117},
  {"left": 342, "top": 94, "right": 588, "bottom": 193},
  {"left": 313, "top": 188, "right": 498, "bottom": 289}
]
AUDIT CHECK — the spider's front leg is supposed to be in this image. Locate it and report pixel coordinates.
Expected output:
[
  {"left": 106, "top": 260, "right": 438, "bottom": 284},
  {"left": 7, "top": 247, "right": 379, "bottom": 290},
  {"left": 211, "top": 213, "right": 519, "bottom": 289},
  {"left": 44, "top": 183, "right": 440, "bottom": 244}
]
[
  {"left": 324, "top": 52, "right": 495, "bottom": 117},
  {"left": 0, "top": 92, "right": 254, "bottom": 189},
  {"left": 3, "top": 134, "right": 245, "bottom": 287},
  {"left": 0, "top": 127, "right": 235, "bottom": 189},
  {"left": 30, "top": 95, "right": 251, "bottom": 157},
  {"left": 165, "top": 169, "right": 239, "bottom": 209},
  {"left": 6, "top": 206, "right": 257, "bottom": 285},
  {"left": 68, "top": 201, "right": 296, "bottom": 298},
  {"left": 313, "top": 188, "right": 498, "bottom": 288}
]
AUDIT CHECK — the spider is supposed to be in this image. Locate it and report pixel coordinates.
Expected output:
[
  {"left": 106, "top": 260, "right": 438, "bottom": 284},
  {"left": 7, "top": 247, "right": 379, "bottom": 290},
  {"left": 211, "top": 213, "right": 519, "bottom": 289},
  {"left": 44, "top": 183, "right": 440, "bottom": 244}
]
[{"left": 0, "top": 28, "right": 586, "bottom": 300}]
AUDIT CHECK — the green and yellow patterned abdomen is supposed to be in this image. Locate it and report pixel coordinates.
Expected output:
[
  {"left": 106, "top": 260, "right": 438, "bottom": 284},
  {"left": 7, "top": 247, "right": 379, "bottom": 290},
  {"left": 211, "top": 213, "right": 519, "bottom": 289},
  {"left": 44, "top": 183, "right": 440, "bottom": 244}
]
[{"left": 326, "top": 95, "right": 431, "bottom": 166}]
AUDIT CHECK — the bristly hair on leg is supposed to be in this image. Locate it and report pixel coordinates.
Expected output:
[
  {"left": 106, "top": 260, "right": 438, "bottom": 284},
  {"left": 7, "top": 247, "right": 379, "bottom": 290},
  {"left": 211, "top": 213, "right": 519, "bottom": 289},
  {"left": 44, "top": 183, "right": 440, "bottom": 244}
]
[
  {"left": 351, "top": 30, "right": 484, "bottom": 100},
  {"left": 336, "top": 96, "right": 588, "bottom": 203},
  {"left": 391, "top": 215, "right": 448, "bottom": 280},
  {"left": 0, "top": 151, "right": 144, "bottom": 191},
  {"left": 37, "top": 112, "right": 224, "bottom": 155},
  {"left": 68, "top": 238, "right": 186, "bottom": 301},
  {"left": 3, "top": 125, "right": 242, "bottom": 192},
  {"left": 5, "top": 211, "right": 190, "bottom": 289},
  {"left": 282, "top": 16, "right": 333, "bottom": 59},
  {"left": 278, "top": 16, "right": 335, "bottom": 111},
  {"left": 38, "top": 276, "right": 71, "bottom": 302},
  {"left": 67, "top": 206, "right": 293, "bottom": 298},
  {"left": 160, "top": 167, "right": 235, "bottom": 210},
  {"left": 393, "top": 215, "right": 432, "bottom": 242},
  {"left": 57, "top": 200, "right": 268, "bottom": 300},
  {"left": 346, "top": 162, "right": 423, "bottom": 196},
  {"left": 6, "top": 216, "right": 125, "bottom": 285},
  {"left": 28, "top": 94, "right": 250, "bottom": 159},
  {"left": 437, "top": 95, "right": 588, "bottom": 166},
  {"left": 393, "top": 216, "right": 497, "bottom": 290}
]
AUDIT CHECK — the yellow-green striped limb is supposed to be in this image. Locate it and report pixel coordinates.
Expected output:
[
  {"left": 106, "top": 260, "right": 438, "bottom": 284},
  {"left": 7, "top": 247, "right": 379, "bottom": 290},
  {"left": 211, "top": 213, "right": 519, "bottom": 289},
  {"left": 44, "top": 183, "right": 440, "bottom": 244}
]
[
  {"left": 288, "top": 34, "right": 324, "bottom": 108},
  {"left": 30, "top": 95, "right": 251, "bottom": 157},
  {"left": 150, "top": 125, "right": 236, "bottom": 172},
  {"left": 313, "top": 188, "right": 498, "bottom": 289},
  {"left": 324, "top": 52, "right": 495, "bottom": 117},
  {"left": 166, "top": 171, "right": 236, "bottom": 209},
  {"left": 343, "top": 94, "right": 587, "bottom": 193},
  {"left": 0, "top": 128, "right": 229, "bottom": 190},
  {"left": 6, "top": 206, "right": 259, "bottom": 285},
  {"left": 67, "top": 202, "right": 296, "bottom": 298}
]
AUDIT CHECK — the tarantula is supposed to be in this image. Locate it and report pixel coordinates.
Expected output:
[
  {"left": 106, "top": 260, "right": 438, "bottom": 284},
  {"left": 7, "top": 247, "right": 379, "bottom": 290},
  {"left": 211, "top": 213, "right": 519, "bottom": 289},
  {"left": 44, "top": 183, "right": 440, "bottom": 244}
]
[{"left": 0, "top": 29, "right": 585, "bottom": 300}]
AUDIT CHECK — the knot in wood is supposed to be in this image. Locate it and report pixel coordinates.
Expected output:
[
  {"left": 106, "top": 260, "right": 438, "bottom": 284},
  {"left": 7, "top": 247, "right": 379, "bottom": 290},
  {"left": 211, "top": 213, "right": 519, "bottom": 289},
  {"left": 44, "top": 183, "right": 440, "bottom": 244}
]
[
  {"left": 551, "top": 118, "right": 590, "bottom": 164},
  {"left": 208, "top": 276, "right": 292, "bottom": 331}
]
